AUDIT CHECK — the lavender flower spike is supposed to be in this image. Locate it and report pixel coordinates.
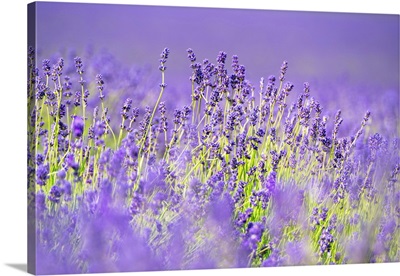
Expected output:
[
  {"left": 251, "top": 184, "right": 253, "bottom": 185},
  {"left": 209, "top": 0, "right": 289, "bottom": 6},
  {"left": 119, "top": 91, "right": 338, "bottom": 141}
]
[{"left": 72, "top": 115, "right": 84, "bottom": 138}]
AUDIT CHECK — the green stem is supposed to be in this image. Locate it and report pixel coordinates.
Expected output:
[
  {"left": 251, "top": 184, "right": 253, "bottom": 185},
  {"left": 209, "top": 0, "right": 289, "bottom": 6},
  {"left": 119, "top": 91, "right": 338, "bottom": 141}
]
[{"left": 135, "top": 70, "right": 166, "bottom": 188}]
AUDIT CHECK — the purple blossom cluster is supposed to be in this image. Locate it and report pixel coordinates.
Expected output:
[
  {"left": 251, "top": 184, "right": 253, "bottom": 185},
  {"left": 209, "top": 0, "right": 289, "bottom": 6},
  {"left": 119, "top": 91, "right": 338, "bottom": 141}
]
[{"left": 27, "top": 46, "right": 399, "bottom": 274}]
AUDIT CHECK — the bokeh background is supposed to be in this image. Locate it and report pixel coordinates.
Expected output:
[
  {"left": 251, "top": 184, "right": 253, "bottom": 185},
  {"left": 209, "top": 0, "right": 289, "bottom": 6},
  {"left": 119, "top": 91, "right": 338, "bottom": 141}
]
[{"left": 35, "top": 2, "right": 399, "bottom": 136}]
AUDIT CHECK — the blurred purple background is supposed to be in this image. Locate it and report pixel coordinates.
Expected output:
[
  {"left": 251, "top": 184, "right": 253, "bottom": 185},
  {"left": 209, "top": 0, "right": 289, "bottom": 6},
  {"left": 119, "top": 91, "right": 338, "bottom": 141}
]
[{"left": 35, "top": 2, "right": 399, "bottom": 134}]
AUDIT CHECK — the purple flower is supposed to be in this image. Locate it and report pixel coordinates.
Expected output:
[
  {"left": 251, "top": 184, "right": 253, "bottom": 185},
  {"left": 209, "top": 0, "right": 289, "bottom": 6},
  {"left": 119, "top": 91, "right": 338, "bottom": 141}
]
[
  {"left": 129, "top": 192, "right": 144, "bottom": 216},
  {"left": 121, "top": 98, "right": 133, "bottom": 120},
  {"left": 36, "top": 163, "right": 49, "bottom": 186},
  {"left": 236, "top": 208, "right": 253, "bottom": 228},
  {"left": 63, "top": 76, "right": 72, "bottom": 92},
  {"left": 36, "top": 153, "right": 45, "bottom": 166},
  {"left": 285, "top": 241, "right": 307, "bottom": 265},
  {"left": 65, "top": 153, "right": 79, "bottom": 171},
  {"left": 237, "top": 65, "right": 246, "bottom": 81},
  {"left": 236, "top": 132, "right": 248, "bottom": 159},
  {"left": 349, "top": 214, "right": 360, "bottom": 225},
  {"left": 61, "top": 180, "right": 72, "bottom": 200},
  {"left": 48, "top": 185, "right": 62, "bottom": 203},
  {"left": 187, "top": 48, "right": 196, "bottom": 62},
  {"left": 217, "top": 51, "right": 227, "bottom": 64},
  {"left": 231, "top": 55, "right": 239, "bottom": 74},
  {"left": 36, "top": 190, "right": 46, "bottom": 212},
  {"left": 158, "top": 102, "right": 168, "bottom": 132},
  {"left": 320, "top": 207, "right": 328, "bottom": 222},
  {"left": 150, "top": 192, "right": 167, "bottom": 215},
  {"left": 35, "top": 77, "right": 48, "bottom": 100},
  {"left": 95, "top": 74, "right": 104, "bottom": 90},
  {"left": 94, "top": 120, "right": 106, "bottom": 138},
  {"left": 57, "top": 169, "right": 66, "bottom": 180},
  {"left": 74, "top": 56, "right": 84, "bottom": 74},
  {"left": 269, "top": 127, "right": 277, "bottom": 142},
  {"left": 303, "top": 82, "right": 310, "bottom": 95},
  {"left": 262, "top": 250, "right": 282, "bottom": 267},
  {"left": 83, "top": 89, "right": 90, "bottom": 106},
  {"left": 279, "top": 60, "right": 288, "bottom": 81},
  {"left": 158, "top": 47, "right": 170, "bottom": 72},
  {"left": 51, "top": 58, "right": 64, "bottom": 81},
  {"left": 256, "top": 128, "right": 265, "bottom": 137},
  {"left": 319, "top": 228, "right": 334, "bottom": 256},
  {"left": 73, "top": 90, "right": 81, "bottom": 107},
  {"left": 249, "top": 106, "right": 260, "bottom": 126},
  {"left": 108, "top": 148, "right": 126, "bottom": 179},
  {"left": 233, "top": 180, "right": 247, "bottom": 203},
  {"left": 243, "top": 222, "right": 264, "bottom": 251},
  {"left": 42, "top": 59, "right": 51, "bottom": 76},
  {"left": 58, "top": 103, "right": 66, "bottom": 119},
  {"left": 95, "top": 74, "right": 105, "bottom": 100},
  {"left": 71, "top": 116, "right": 84, "bottom": 138}
]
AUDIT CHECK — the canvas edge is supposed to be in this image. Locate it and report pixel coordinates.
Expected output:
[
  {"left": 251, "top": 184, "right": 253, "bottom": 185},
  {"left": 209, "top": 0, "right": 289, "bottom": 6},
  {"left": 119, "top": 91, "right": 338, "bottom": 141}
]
[{"left": 27, "top": 2, "right": 37, "bottom": 275}]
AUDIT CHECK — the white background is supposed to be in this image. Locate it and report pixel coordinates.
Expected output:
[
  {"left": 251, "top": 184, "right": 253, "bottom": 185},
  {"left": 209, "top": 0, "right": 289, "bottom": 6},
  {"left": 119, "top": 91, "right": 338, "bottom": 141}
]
[{"left": 0, "top": 0, "right": 398, "bottom": 275}]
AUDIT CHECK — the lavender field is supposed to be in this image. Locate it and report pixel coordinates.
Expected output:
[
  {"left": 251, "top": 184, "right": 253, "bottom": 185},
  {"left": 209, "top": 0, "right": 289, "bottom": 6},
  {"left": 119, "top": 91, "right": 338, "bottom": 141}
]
[{"left": 28, "top": 3, "right": 399, "bottom": 275}]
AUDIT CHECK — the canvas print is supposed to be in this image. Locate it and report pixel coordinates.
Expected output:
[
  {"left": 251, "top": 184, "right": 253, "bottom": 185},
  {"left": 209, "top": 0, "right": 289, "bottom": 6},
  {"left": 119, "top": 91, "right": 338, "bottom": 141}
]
[{"left": 27, "top": 2, "right": 399, "bottom": 275}]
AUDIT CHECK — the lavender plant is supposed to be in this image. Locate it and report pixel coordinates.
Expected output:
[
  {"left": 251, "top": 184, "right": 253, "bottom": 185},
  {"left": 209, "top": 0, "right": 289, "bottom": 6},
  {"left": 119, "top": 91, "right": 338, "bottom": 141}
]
[{"left": 28, "top": 46, "right": 399, "bottom": 274}]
